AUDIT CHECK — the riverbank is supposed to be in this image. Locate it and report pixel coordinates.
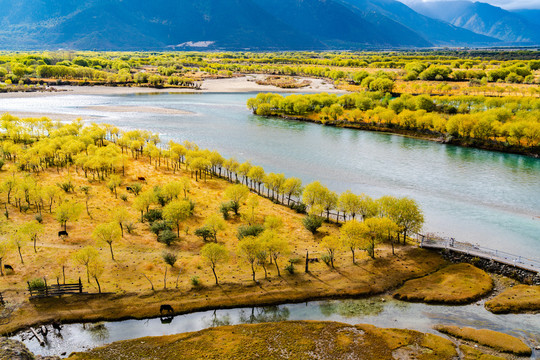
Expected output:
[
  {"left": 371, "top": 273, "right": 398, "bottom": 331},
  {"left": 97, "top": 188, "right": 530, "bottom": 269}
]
[
  {"left": 0, "top": 75, "right": 344, "bottom": 100},
  {"left": 0, "top": 247, "right": 447, "bottom": 335},
  {"left": 273, "top": 114, "right": 540, "bottom": 158}
]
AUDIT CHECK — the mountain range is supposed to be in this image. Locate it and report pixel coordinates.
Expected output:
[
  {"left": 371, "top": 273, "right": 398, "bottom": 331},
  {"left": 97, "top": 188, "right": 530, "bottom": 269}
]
[{"left": 0, "top": 0, "right": 537, "bottom": 50}]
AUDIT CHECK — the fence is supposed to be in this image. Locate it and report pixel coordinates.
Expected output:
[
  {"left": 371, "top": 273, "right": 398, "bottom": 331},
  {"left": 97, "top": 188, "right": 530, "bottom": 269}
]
[
  {"left": 418, "top": 234, "right": 540, "bottom": 274},
  {"left": 28, "top": 278, "right": 85, "bottom": 299}
]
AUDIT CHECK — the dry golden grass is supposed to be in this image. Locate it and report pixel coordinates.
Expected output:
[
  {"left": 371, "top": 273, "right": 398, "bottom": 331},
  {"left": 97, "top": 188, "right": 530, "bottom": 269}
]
[
  {"left": 485, "top": 285, "right": 540, "bottom": 314},
  {"left": 0, "top": 157, "right": 448, "bottom": 334},
  {"left": 435, "top": 325, "right": 531, "bottom": 357},
  {"left": 67, "top": 321, "right": 458, "bottom": 360},
  {"left": 393, "top": 263, "right": 493, "bottom": 304},
  {"left": 460, "top": 345, "right": 507, "bottom": 360}
]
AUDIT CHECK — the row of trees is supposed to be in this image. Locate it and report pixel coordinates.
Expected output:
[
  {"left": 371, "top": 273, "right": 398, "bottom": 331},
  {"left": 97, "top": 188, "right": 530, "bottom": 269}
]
[{"left": 247, "top": 93, "right": 540, "bottom": 149}]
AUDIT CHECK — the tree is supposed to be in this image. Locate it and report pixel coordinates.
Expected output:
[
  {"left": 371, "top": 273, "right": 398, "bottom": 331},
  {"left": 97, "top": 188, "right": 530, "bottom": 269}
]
[
  {"left": 245, "top": 194, "right": 259, "bottom": 225},
  {"left": 0, "top": 240, "right": 11, "bottom": 276},
  {"left": 10, "top": 226, "right": 27, "bottom": 264},
  {"left": 19, "top": 221, "right": 42, "bottom": 253},
  {"left": 224, "top": 184, "right": 249, "bottom": 215},
  {"left": 134, "top": 190, "right": 156, "bottom": 222},
  {"left": 320, "top": 235, "right": 341, "bottom": 268},
  {"left": 358, "top": 194, "right": 377, "bottom": 221},
  {"left": 359, "top": 218, "right": 397, "bottom": 259},
  {"left": 79, "top": 186, "right": 92, "bottom": 217},
  {"left": 200, "top": 243, "right": 229, "bottom": 285},
  {"left": 55, "top": 200, "right": 83, "bottom": 232},
  {"left": 260, "top": 230, "right": 288, "bottom": 277},
  {"left": 247, "top": 166, "right": 265, "bottom": 193},
  {"left": 162, "top": 251, "right": 177, "bottom": 289},
  {"left": 379, "top": 196, "right": 424, "bottom": 244},
  {"left": 282, "top": 177, "right": 302, "bottom": 206},
  {"left": 237, "top": 235, "right": 261, "bottom": 282},
  {"left": 112, "top": 206, "right": 130, "bottom": 238},
  {"left": 93, "top": 222, "right": 121, "bottom": 260},
  {"left": 88, "top": 257, "right": 104, "bottom": 293},
  {"left": 107, "top": 174, "right": 122, "bottom": 198},
  {"left": 338, "top": 191, "right": 361, "bottom": 221},
  {"left": 204, "top": 214, "right": 226, "bottom": 241},
  {"left": 264, "top": 215, "right": 283, "bottom": 231},
  {"left": 162, "top": 199, "right": 192, "bottom": 237},
  {"left": 340, "top": 220, "right": 363, "bottom": 264},
  {"left": 74, "top": 246, "right": 99, "bottom": 283},
  {"left": 302, "top": 214, "right": 323, "bottom": 234}
]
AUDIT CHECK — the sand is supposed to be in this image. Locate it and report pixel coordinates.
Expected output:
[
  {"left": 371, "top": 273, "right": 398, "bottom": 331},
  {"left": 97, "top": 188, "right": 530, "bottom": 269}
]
[{"left": 0, "top": 75, "right": 344, "bottom": 99}]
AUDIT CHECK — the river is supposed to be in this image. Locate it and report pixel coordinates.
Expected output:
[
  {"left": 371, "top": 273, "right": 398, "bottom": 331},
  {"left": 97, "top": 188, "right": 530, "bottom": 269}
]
[
  {"left": 12, "top": 297, "right": 540, "bottom": 358},
  {"left": 0, "top": 91, "right": 539, "bottom": 258}
]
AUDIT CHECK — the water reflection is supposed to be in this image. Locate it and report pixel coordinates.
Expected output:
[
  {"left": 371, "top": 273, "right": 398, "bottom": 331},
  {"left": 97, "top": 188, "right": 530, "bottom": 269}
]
[{"left": 14, "top": 298, "right": 540, "bottom": 358}]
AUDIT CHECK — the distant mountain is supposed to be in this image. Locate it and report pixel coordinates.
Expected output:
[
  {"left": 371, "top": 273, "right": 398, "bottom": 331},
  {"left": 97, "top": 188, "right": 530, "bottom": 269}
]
[
  {"left": 405, "top": 0, "right": 540, "bottom": 44},
  {"left": 0, "top": 0, "right": 514, "bottom": 50},
  {"left": 512, "top": 9, "right": 540, "bottom": 28},
  {"left": 341, "top": 0, "right": 498, "bottom": 46}
]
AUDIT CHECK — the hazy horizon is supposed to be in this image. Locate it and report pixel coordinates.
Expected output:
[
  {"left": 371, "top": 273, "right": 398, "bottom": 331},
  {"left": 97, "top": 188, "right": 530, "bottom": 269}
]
[{"left": 400, "top": 0, "right": 540, "bottom": 10}]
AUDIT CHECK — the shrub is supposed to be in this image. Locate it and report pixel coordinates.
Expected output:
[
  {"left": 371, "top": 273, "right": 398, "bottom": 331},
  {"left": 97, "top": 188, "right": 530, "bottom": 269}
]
[
  {"left": 291, "top": 202, "right": 307, "bottom": 214},
  {"left": 194, "top": 226, "right": 213, "bottom": 242},
  {"left": 162, "top": 252, "right": 177, "bottom": 266},
  {"left": 0, "top": 159, "right": 5, "bottom": 170},
  {"left": 220, "top": 201, "right": 234, "bottom": 220},
  {"left": 190, "top": 276, "right": 201, "bottom": 287},
  {"left": 144, "top": 208, "right": 163, "bottom": 223},
  {"left": 237, "top": 224, "right": 264, "bottom": 240},
  {"left": 302, "top": 215, "right": 323, "bottom": 234},
  {"left": 28, "top": 278, "right": 46, "bottom": 290},
  {"left": 57, "top": 181, "right": 75, "bottom": 193},
  {"left": 34, "top": 214, "right": 43, "bottom": 223},
  {"left": 119, "top": 194, "right": 128, "bottom": 202},
  {"left": 129, "top": 183, "right": 143, "bottom": 196},
  {"left": 158, "top": 229, "right": 178, "bottom": 246},
  {"left": 285, "top": 262, "right": 295, "bottom": 275},
  {"left": 321, "top": 254, "right": 332, "bottom": 266},
  {"left": 125, "top": 222, "right": 136, "bottom": 234},
  {"left": 150, "top": 220, "right": 171, "bottom": 238}
]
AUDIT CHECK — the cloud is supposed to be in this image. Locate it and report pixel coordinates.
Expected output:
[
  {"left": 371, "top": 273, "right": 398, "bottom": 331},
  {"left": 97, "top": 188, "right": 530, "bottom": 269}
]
[{"left": 401, "top": 0, "right": 540, "bottom": 10}]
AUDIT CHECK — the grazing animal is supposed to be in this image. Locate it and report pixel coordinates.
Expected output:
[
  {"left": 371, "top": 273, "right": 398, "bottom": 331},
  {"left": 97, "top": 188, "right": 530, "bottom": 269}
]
[
  {"left": 4, "top": 264, "right": 13, "bottom": 271},
  {"left": 160, "top": 304, "right": 174, "bottom": 315},
  {"left": 126, "top": 186, "right": 133, "bottom": 191},
  {"left": 58, "top": 230, "right": 68, "bottom": 237},
  {"left": 52, "top": 320, "right": 62, "bottom": 331},
  {"left": 138, "top": 177, "right": 146, "bottom": 181}
]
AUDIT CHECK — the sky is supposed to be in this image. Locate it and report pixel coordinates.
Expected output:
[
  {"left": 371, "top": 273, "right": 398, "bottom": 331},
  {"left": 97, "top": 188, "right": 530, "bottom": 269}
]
[{"left": 400, "top": 0, "right": 540, "bottom": 10}]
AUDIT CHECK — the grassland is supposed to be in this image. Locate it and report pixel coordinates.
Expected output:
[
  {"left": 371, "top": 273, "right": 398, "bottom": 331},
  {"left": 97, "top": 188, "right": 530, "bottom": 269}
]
[
  {"left": 485, "top": 285, "right": 540, "bottom": 314},
  {"left": 0, "top": 152, "right": 447, "bottom": 334},
  {"left": 435, "top": 325, "right": 532, "bottom": 356},
  {"left": 393, "top": 263, "right": 493, "bottom": 304},
  {"left": 67, "top": 320, "right": 458, "bottom": 360}
]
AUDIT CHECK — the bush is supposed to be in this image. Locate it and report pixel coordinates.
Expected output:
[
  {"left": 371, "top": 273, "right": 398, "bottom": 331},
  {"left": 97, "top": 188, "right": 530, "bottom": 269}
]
[
  {"left": 220, "top": 201, "right": 234, "bottom": 220},
  {"left": 321, "top": 254, "right": 332, "bottom": 266},
  {"left": 237, "top": 224, "right": 264, "bottom": 240},
  {"left": 144, "top": 208, "right": 163, "bottom": 223},
  {"left": 28, "top": 278, "right": 46, "bottom": 290},
  {"left": 190, "top": 276, "right": 201, "bottom": 287},
  {"left": 194, "top": 226, "right": 214, "bottom": 242},
  {"left": 302, "top": 215, "right": 323, "bottom": 234},
  {"left": 0, "top": 159, "right": 5, "bottom": 170},
  {"left": 291, "top": 202, "right": 307, "bottom": 214},
  {"left": 57, "top": 181, "right": 75, "bottom": 193},
  {"left": 162, "top": 251, "right": 177, "bottom": 266},
  {"left": 158, "top": 229, "right": 178, "bottom": 246},
  {"left": 34, "top": 214, "right": 43, "bottom": 223},
  {"left": 119, "top": 194, "right": 128, "bottom": 202},
  {"left": 150, "top": 220, "right": 171, "bottom": 238},
  {"left": 288, "top": 257, "right": 301, "bottom": 265},
  {"left": 125, "top": 222, "right": 136, "bottom": 234},
  {"left": 129, "top": 183, "right": 143, "bottom": 195},
  {"left": 285, "top": 262, "right": 295, "bottom": 275}
]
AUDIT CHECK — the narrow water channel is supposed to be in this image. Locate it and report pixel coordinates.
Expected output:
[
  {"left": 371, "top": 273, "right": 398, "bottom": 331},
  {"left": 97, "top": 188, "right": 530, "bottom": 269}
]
[{"left": 12, "top": 297, "right": 540, "bottom": 358}]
